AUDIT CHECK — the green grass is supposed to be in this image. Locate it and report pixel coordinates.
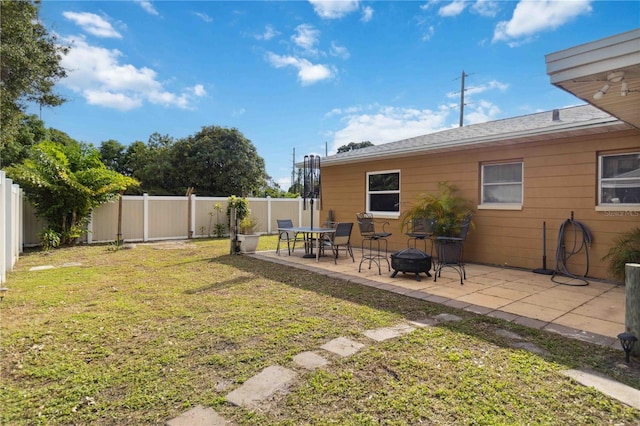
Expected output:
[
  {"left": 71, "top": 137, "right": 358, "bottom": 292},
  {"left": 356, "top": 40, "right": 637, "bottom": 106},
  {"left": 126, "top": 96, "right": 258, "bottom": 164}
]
[{"left": 1, "top": 236, "right": 639, "bottom": 425}]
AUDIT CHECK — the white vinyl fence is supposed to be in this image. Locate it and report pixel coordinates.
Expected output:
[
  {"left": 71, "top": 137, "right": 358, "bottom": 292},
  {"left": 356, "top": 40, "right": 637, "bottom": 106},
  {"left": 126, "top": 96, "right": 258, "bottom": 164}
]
[
  {"left": 0, "top": 170, "right": 23, "bottom": 284},
  {"left": 23, "top": 195, "right": 322, "bottom": 246}
]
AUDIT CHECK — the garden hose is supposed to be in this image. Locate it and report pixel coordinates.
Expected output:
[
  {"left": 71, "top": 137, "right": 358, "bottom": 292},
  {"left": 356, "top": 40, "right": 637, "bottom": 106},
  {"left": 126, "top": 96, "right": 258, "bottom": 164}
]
[{"left": 552, "top": 213, "right": 592, "bottom": 286}]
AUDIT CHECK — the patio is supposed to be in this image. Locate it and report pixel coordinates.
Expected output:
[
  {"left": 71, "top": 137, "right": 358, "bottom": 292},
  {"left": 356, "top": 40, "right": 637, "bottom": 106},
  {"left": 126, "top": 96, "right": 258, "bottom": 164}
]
[{"left": 252, "top": 247, "right": 627, "bottom": 351}]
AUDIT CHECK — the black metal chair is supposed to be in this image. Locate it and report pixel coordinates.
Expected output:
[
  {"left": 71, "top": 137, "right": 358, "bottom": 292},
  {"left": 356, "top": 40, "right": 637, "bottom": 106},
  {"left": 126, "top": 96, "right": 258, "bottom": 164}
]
[
  {"left": 405, "top": 217, "right": 435, "bottom": 255},
  {"left": 356, "top": 212, "right": 392, "bottom": 274},
  {"left": 433, "top": 214, "right": 472, "bottom": 285},
  {"left": 276, "top": 219, "right": 305, "bottom": 256},
  {"left": 322, "top": 222, "right": 355, "bottom": 264}
]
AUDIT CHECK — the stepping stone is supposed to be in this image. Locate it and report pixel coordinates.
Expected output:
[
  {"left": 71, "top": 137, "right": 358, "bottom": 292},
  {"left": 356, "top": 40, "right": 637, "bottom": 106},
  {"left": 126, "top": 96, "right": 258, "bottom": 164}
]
[
  {"left": 293, "top": 351, "right": 329, "bottom": 370},
  {"left": 62, "top": 262, "right": 82, "bottom": 267},
  {"left": 433, "top": 313, "right": 463, "bottom": 322},
  {"left": 495, "top": 329, "right": 525, "bottom": 340},
  {"left": 363, "top": 324, "right": 416, "bottom": 342},
  {"left": 165, "top": 404, "right": 231, "bottom": 426},
  {"left": 562, "top": 369, "right": 640, "bottom": 410},
  {"left": 320, "top": 337, "right": 365, "bottom": 357},
  {"left": 29, "top": 265, "right": 55, "bottom": 271},
  {"left": 510, "top": 341, "right": 548, "bottom": 355},
  {"left": 225, "top": 365, "right": 297, "bottom": 409},
  {"left": 409, "top": 318, "right": 439, "bottom": 327}
]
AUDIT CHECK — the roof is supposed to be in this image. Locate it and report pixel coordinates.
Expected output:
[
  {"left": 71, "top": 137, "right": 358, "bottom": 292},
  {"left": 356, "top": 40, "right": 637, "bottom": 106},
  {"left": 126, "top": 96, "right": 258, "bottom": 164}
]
[{"left": 322, "top": 104, "right": 634, "bottom": 167}]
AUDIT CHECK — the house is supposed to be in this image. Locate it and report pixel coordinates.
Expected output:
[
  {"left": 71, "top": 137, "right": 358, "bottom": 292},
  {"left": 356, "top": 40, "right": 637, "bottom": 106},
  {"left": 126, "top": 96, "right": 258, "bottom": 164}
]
[{"left": 318, "top": 29, "right": 640, "bottom": 281}]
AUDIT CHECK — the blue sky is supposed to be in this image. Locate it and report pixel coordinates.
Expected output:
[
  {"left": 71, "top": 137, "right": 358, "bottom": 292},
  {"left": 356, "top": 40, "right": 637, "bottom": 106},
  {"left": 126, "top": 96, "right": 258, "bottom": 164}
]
[{"left": 30, "top": 1, "right": 639, "bottom": 190}]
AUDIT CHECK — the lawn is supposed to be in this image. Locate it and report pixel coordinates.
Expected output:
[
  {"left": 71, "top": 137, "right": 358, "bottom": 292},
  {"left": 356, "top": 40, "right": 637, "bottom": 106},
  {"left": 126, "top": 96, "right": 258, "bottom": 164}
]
[{"left": 1, "top": 236, "right": 639, "bottom": 425}]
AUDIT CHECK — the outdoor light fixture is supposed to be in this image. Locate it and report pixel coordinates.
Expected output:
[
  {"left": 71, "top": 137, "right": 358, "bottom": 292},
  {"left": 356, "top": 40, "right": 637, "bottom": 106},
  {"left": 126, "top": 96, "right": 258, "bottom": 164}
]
[
  {"left": 593, "top": 84, "right": 609, "bottom": 100},
  {"left": 617, "top": 332, "right": 638, "bottom": 363},
  {"left": 592, "top": 71, "right": 635, "bottom": 99},
  {"left": 621, "top": 81, "right": 629, "bottom": 96}
]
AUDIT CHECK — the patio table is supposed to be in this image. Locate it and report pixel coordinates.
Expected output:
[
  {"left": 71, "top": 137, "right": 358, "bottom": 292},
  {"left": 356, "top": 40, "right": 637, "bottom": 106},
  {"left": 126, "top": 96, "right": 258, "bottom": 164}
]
[{"left": 277, "top": 226, "right": 336, "bottom": 262}]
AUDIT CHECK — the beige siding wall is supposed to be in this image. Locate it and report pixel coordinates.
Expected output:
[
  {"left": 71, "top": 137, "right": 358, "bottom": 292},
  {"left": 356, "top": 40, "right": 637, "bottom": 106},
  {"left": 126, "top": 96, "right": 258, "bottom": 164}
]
[{"left": 321, "top": 129, "right": 640, "bottom": 280}]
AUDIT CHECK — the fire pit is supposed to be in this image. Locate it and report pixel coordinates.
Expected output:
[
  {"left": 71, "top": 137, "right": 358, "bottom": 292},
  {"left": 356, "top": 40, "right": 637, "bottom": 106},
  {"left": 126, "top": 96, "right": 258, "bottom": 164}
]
[{"left": 390, "top": 248, "right": 432, "bottom": 281}]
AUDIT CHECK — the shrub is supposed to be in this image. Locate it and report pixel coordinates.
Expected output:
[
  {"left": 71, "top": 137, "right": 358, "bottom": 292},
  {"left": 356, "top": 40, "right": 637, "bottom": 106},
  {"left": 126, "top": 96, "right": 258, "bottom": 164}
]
[{"left": 603, "top": 227, "right": 640, "bottom": 281}]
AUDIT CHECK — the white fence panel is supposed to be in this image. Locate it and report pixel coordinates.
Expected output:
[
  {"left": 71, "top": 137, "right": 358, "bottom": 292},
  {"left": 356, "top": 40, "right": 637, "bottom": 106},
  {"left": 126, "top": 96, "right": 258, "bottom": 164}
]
[
  {"left": 1, "top": 170, "right": 23, "bottom": 284},
  {"left": 22, "top": 195, "right": 322, "bottom": 246}
]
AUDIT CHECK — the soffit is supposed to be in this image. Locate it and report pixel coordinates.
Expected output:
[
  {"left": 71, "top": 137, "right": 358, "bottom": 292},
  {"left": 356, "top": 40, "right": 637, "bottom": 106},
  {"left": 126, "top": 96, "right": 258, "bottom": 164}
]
[{"left": 546, "top": 29, "right": 640, "bottom": 129}]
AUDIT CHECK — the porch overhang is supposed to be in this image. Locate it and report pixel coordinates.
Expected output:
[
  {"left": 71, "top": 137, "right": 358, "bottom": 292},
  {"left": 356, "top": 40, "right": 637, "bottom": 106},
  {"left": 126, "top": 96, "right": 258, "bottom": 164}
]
[{"left": 546, "top": 29, "right": 640, "bottom": 129}]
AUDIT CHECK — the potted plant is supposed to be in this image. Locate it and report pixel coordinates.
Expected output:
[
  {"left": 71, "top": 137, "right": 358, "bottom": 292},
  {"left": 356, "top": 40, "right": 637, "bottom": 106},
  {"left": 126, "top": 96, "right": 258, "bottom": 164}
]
[
  {"left": 400, "top": 182, "right": 474, "bottom": 263},
  {"left": 227, "top": 196, "right": 260, "bottom": 253}
]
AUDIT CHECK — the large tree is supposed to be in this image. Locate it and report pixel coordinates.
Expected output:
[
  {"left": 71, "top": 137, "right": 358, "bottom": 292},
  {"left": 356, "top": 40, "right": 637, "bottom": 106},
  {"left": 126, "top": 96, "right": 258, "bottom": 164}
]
[
  {"left": 170, "top": 126, "right": 267, "bottom": 196},
  {"left": 6, "top": 140, "right": 138, "bottom": 245},
  {"left": 0, "top": 0, "right": 68, "bottom": 149}
]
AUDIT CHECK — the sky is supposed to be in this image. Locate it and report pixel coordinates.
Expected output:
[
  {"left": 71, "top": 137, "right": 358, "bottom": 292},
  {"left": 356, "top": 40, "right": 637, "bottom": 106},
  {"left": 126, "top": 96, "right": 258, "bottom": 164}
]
[{"left": 29, "top": 0, "right": 640, "bottom": 190}]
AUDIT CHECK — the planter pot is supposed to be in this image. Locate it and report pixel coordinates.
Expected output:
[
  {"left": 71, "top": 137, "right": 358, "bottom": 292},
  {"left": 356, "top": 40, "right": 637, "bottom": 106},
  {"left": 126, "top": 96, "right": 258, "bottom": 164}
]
[
  {"left": 436, "top": 240, "right": 463, "bottom": 265},
  {"left": 237, "top": 234, "right": 260, "bottom": 254}
]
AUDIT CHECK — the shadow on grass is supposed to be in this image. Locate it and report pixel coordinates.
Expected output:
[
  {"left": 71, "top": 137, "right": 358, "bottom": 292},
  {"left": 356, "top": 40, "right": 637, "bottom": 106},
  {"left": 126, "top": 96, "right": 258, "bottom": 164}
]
[{"left": 213, "top": 252, "right": 640, "bottom": 390}]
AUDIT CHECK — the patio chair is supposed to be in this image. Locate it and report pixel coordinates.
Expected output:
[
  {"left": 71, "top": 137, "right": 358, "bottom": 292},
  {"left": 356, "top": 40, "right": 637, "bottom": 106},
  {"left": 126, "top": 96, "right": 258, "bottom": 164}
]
[
  {"left": 405, "top": 217, "right": 435, "bottom": 255},
  {"left": 276, "top": 219, "right": 305, "bottom": 256},
  {"left": 322, "top": 222, "right": 355, "bottom": 264},
  {"left": 356, "top": 212, "right": 392, "bottom": 274},
  {"left": 433, "top": 213, "right": 472, "bottom": 285}
]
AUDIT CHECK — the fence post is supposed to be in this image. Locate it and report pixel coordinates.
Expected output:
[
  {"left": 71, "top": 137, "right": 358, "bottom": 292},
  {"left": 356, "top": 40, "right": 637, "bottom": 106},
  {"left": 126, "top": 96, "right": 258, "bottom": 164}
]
[
  {"left": 267, "top": 196, "right": 272, "bottom": 234},
  {"left": 625, "top": 263, "right": 640, "bottom": 356},
  {"left": 298, "top": 197, "right": 303, "bottom": 227},
  {"left": 0, "top": 171, "right": 6, "bottom": 285},
  {"left": 143, "top": 193, "right": 149, "bottom": 242}
]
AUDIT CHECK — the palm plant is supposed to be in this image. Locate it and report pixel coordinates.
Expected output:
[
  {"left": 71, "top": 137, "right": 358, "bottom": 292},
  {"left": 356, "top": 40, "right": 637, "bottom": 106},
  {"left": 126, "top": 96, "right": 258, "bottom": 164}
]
[
  {"left": 400, "top": 181, "right": 473, "bottom": 237},
  {"left": 603, "top": 227, "right": 640, "bottom": 280}
]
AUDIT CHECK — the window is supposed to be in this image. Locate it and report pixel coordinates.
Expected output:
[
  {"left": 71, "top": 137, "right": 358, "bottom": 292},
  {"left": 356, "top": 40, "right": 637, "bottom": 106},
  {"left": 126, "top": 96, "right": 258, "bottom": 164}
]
[
  {"left": 599, "top": 152, "right": 640, "bottom": 205},
  {"left": 481, "top": 162, "right": 523, "bottom": 205},
  {"left": 366, "top": 170, "right": 400, "bottom": 215}
]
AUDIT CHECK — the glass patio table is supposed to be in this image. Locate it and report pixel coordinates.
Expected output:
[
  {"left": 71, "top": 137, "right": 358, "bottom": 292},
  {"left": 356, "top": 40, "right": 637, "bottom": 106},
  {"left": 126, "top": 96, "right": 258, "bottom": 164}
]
[{"left": 276, "top": 226, "right": 336, "bottom": 262}]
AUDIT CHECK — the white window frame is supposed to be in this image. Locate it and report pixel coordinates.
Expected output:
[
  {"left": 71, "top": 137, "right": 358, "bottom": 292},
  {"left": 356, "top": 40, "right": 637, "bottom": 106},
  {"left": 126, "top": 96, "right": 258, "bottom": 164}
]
[
  {"left": 478, "top": 161, "right": 523, "bottom": 210},
  {"left": 597, "top": 151, "right": 640, "bottom": 211},
  {"left": 366, "top": 170, "right": 400, "bottom": 218}
]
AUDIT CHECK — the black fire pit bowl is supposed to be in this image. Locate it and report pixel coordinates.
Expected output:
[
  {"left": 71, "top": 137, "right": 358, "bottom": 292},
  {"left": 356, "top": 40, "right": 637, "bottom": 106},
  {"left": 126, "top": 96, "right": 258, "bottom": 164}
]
[{"left": 390, "top": 248, "right": 432, "bottom": 281}]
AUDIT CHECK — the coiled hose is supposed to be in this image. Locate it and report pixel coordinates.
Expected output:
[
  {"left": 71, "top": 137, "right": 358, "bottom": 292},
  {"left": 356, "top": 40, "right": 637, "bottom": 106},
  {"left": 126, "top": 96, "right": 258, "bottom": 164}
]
[{"left": 552, "top": 214, "right": 592, "bottom": 286}]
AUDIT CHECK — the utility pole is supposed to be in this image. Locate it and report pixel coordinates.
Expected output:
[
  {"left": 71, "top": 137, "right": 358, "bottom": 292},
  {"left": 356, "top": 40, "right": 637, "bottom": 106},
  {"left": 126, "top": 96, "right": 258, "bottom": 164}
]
[
  {"left": 459, "top": 70, "right": 469, "bottom": 127},
  {"left": 291, "top": 148, "right": 296, "bottom": 189}
]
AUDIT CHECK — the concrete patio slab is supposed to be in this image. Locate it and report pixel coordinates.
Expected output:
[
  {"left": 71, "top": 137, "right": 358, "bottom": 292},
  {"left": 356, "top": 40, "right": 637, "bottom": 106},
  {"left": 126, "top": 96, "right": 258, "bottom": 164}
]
[
  {"left": 563, "top": 369, "right": 640, "bottom": 410},
  {"left": 165, "top": 405, "right": 231, "bottom": 426},
  {"left": 293, "top": 351, "right": 330, "bottom": 370},
  {"left": 363, "top": 323, "right": 416, "bottom": 342},
  {"left": 320, "top": 336, "right": 366, "bottom": 357},
  {"left": 225, "top": 365, "right": 297, "bottom": 409}
]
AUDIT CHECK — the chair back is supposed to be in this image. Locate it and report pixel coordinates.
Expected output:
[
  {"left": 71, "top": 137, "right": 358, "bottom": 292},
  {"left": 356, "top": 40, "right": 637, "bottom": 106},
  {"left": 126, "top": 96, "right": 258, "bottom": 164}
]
[
  {"left": 277, "top": 219, "right": 294, "bottom": 229},
  {"left": 333, "top": 222, "right": 353, "bottom": 245},
  {"left": 356, "top": 212, "right": 375, "bottom": 236},
  {"left": 458, "top": 214, "right": 472, "bottom": 240}
]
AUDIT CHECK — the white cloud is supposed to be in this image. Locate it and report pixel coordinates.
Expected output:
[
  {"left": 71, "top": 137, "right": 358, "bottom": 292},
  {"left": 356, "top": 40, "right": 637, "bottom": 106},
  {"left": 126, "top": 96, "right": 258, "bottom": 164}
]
[
  {"left": 471, "top": 0, "right": 500, "bottom": 17},
  {"left": 438, "top": 0, "right": 467, "bottom": 17},
  {"left": 446, "top": 79, "right": 509, "bottom": 98},
  {"left": 309, "top": 0, "right": 360, "bottom": 19},
  {"left": 493, "top": 0, "right": 592, "bottom": 44},
  {"left": 292, "top": 24, "right": 320, "bottom": 55},
  {"left": 59, "top": 36, "right": 203, "bottom": 111},
  {"left": 62, "top": 12, "right": 122, "bottom": 38},
  {"left": 194, "top": 12, "right": 213, "bottom": 23},
  {"left": 134, "top": 0, "right": 159, "bottom": 16},
  {"left": 421, "top": 25, "right": 435, "bottom": 41},
  {"left": 330, "top": 41, "right": 350, "bottom": 59},
  {"left": 255, "top": 24, "right": 279, "bottom": 41},
  {"left": 328, "top": 105, "right": 451, "bottom": 153},
  {"left": 361, "top": 6, "right": 374, "bottom": 22},
  {"left": 464, "top": 100, "right": 501, "bottom": 124},
  {"left": 266, "top": 52, "right": 335, "bottom": 85}
]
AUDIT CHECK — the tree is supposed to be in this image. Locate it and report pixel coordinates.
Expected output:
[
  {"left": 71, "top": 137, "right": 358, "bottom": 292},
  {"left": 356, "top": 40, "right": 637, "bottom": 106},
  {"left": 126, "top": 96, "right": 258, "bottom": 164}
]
[
  {"left": 0, "top": 0, "right": 68, "bottom": 149},
  {"left": 169, "top": 126, "right": 267, "bottom": 196},
  {"left": 6, "top": 140, "right": 138, "bottom": 246},
  {"left": 0, "top": 114, "right": 47, "bottom": 167},
  {"left": 336, "top": 141, "right": 374, "bottom": 153},
  {"left": 99, "top": 139, "right": 127, "bottom": 174}
]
